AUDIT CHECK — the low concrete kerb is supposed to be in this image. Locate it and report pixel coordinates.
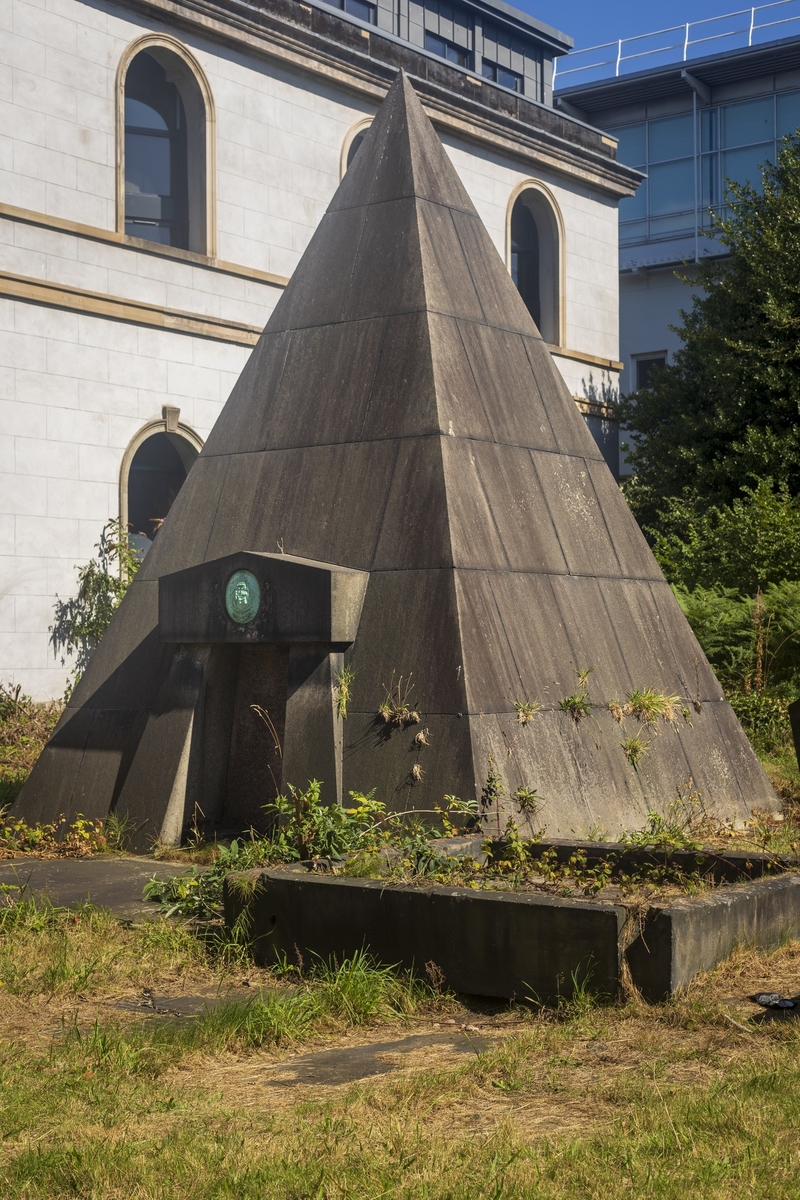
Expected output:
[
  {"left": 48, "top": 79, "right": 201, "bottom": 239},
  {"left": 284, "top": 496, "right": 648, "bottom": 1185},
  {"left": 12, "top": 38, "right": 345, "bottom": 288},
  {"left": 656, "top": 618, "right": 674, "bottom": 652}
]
[{"left": 224, "top": 866, "right": 800, "bottom": 1003}]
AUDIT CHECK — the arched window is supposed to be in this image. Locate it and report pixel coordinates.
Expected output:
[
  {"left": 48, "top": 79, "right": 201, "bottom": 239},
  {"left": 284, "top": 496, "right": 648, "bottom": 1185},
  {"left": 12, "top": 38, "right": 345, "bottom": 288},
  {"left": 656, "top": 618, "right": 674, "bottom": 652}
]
[
  {"left": 341, "top": 121, "right": 371, "bottom": 178},
  {"left": 127, "top": 432, "right": 198, "bottom": 554},
  {"left": 509, "top": 188, "right": 562, "bottom": 346},
  {"left": 121, "top": 41, "right": 213, "bottom": 254},
  {"left": 347, "top": 132, "right": 366, "bottom": 169},
  {"left": 120, "top": 414, "right": 202, "bottom": 556}
]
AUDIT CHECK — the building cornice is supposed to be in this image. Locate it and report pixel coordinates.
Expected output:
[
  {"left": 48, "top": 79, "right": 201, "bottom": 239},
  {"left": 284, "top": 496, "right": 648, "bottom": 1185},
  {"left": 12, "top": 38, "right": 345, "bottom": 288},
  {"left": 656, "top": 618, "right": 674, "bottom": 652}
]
[{"left": 116, "top": 0, "right": 640, "bottom": 198}]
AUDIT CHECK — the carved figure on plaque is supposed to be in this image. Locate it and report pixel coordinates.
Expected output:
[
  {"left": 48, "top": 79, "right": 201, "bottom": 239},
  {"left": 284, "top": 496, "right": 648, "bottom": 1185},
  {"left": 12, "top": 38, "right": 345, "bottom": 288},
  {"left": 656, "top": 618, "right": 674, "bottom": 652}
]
[{"left": 225, "top": 570, "right": 260, "bottom": 624}]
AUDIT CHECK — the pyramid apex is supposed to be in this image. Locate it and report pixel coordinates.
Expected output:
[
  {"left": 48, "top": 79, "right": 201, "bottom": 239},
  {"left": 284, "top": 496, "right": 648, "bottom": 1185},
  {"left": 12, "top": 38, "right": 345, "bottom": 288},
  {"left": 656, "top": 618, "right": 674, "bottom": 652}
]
[{"left": 328, "top": 71, "right": 476, "bottom": 214}]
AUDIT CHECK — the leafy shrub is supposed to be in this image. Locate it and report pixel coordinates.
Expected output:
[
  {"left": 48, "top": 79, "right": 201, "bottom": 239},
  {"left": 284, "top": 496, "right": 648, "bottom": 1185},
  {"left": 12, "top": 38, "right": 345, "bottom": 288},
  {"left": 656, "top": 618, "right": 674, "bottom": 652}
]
[
  {"left": 652, "top": 479, "right": 800, "bottom": 594},
  {"left": 728, "top": 691, "right": 792, "bottom": 756},
  {"left": 0, "top": 684, "right": 62, "bottom": 806},
  {"left": 674, "top": 580, "right": 800, "bottom": 696},
  {"left": 51, "top": 519, "right": 141, "bottom": 696}
]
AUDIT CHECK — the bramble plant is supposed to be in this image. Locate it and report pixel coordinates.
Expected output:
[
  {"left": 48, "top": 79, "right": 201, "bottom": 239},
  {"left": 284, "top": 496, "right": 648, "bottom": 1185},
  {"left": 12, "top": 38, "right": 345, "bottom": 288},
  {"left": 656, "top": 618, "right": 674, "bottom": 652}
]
[
  {"left": 513, "top": 786, "right": 543, "bottom": 816},
  {"left": 0, "top": 683, "right": 62, "bottom": 806}
]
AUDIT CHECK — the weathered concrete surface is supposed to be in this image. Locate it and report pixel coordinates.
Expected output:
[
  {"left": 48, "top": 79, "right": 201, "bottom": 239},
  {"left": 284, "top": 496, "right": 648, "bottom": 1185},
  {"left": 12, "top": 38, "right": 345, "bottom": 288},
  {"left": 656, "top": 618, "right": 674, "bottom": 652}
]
[
  {"left": 225, "top": 865, "right": 800, "bottom": 1002},
  {"left": 15, "top": 71, "right": 777, "bottom": 845},
  {"left": 0, "top": 857, "right": 194, "bottom": 919},
  {"left": 225, "top": 868, "right": 627, "bottom": 1003},
  {"left": 627, "top": 873, "right": 800, "bottom": 1002}
]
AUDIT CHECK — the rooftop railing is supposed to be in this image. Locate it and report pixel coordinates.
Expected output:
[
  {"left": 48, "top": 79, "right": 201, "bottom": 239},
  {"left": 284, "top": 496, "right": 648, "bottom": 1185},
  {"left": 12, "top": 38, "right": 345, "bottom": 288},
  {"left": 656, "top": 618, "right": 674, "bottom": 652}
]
[{"left": 553, "top": 0, "right": 800, "bottom": 86}]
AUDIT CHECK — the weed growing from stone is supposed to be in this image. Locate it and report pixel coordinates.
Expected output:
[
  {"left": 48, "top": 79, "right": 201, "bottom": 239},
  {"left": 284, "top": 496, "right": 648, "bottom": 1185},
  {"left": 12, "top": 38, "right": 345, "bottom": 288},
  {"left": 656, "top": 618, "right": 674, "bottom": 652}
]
[
  {"left": 625, "top": 688, "right": 680, "bottom": 727},
  {"left": 378, "top": 673, "right": 421, "bottom": 727},
  {"left": 513, "top": 699, "right": 541, "bottom": 726},
  {"left": 559, "top": 689, "right": 593, "bottom": 721},
  {"left": 621, "top": 733, "right": 649, "bottom": 771},
  {"left": 334, "top": 666, "right": 355, "bottom": 720}
]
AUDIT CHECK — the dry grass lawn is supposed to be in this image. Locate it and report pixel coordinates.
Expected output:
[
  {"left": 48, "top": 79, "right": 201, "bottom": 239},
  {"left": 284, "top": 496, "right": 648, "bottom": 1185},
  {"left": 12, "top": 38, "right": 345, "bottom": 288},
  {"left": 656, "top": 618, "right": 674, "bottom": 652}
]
[{"left": 0, "top": 894, "right": 798, "bottom": 1198}]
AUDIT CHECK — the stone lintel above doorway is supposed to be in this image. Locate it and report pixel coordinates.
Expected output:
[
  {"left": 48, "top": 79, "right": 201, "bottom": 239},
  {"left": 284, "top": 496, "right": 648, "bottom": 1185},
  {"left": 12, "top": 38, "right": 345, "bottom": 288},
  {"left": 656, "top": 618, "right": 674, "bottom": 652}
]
[{"left": 158, "top": 551, "right": 369, "bottom": 646}]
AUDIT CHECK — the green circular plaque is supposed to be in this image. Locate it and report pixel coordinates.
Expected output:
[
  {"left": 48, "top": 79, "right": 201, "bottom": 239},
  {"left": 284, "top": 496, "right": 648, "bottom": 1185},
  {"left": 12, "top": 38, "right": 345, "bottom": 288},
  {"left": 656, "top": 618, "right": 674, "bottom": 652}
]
[{"left": 225, "top": 570, "right": 260, "bottom": 625}]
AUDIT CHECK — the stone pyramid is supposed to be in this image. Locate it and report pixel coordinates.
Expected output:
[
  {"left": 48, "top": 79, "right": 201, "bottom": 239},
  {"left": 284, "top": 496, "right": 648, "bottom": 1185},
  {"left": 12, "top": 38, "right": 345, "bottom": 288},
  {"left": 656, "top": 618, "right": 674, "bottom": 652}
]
[{"left": 18, "top": 73, "right": 777, "bottom": 843}]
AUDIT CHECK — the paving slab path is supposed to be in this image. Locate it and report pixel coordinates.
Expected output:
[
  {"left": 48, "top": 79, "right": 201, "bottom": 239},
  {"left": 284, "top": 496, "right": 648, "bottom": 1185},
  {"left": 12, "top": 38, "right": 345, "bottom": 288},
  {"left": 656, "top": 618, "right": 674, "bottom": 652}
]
[{"left": 0, "top": 855, "right": 195, "bottom": 918}]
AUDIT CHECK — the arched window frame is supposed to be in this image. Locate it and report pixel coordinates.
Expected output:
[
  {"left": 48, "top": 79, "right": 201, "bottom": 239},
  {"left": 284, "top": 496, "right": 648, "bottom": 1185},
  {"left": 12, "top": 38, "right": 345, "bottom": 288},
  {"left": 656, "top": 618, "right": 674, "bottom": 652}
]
[
  {"left": 506, "top": 181, "right": 565, "bottom": 349},
  {"left": 117, "top": 35, "right": 216, "bottom": 257},
  {"left": 340, "top": 118, "right": 373, "bottom": 179},
  {"left": 119, "top": 413, "right": 204, "bottom": 554}
]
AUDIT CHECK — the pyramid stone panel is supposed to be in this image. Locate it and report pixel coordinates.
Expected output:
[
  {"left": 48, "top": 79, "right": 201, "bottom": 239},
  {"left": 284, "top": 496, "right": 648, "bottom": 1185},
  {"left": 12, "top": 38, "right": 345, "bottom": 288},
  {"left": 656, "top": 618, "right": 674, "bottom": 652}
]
[
  {"left": 530, "top": 453, "right": 625, "bottom": 577},
  {"left": 343, "top": 198, "right": 427, "bottom": 322},
  {"left": 416, "top": 202, "right": 486, "bottom": 322},
  {"left": 449, "top": 207, "right": 543, "bottom": 334},
  {"left": 200, "top": 331, "right": 291, "bottom": 459},
  {"left": 266, "top": 206, "right": 367, "bottom": 332},
  {"left": 257, "top": 320, "right": 386, "bottom": 450},
  {"left": 456, "top": 323, "right": 561, "bottom": 451},
  {"left": 371, "top": 438, "right": 453, "bottom": 572},
  {"left": 458, "top": 441, "right": 566, "bottom": 572},
  {"left": 137, "top": 456, "right": 231, "bottom": 581},
  {"left": 201, "top": 442, "right": 399, "bottom": 571},
  {"left": 345, "top": 567, "right": 467, "bottom": 714},
  {"left": 427, "top": 314, "right": 496, "bottom": 440},
  {"left": 361, "top": 313, "right": 440, "bottom": 441}
]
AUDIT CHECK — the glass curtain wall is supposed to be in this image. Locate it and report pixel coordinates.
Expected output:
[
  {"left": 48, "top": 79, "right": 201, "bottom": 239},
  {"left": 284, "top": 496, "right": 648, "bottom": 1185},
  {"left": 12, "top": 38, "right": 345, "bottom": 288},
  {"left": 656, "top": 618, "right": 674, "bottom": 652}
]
[{"left": 614, "top": 89, "right": 800, "bottom": 245}]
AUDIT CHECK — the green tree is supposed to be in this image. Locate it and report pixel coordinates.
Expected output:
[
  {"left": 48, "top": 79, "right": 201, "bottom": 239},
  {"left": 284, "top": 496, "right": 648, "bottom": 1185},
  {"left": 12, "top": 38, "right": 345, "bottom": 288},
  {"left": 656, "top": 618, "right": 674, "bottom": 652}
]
[
  {"left": 51, "top": 519, "right": 141, "bottom": 695},
  {"left": 619, "top": 136, "right": 800, "bottom": 532},
  {"left": 651, "top": 478, "right": 800, "bottom": 593}
]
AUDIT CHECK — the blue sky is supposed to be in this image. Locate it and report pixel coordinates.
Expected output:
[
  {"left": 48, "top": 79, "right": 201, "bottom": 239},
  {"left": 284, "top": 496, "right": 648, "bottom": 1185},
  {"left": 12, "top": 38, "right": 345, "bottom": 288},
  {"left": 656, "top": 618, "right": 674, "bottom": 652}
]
[{"left": 519, "top": 0, "right": 758, "bottom": 52}]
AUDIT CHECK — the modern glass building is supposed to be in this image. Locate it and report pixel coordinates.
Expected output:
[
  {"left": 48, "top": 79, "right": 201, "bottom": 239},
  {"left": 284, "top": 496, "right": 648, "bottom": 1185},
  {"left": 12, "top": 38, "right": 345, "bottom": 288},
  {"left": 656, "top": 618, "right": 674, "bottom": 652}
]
[{"left": 556, "top": 15, "right": 800, "bottom": 451}]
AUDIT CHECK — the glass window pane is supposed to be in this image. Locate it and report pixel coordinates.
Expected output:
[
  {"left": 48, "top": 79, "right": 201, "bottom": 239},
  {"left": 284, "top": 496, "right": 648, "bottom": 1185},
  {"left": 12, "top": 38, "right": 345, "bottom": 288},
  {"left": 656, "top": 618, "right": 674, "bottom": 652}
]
[
  {"left": 701, "top": 153, "right": 719, "bottom": 208},
  {"left": 619, "top": 178, "right": 647, "bottom": 221},
  {"left": 649, "top": 114, "right": 693, "bottom": 163},
  {"left": 776, "top": 90, "right": 800, "bottom": 139},
  {"left": 721, "top": 97, "right": 774, "bottom": 148},
  {"left": 614, "top": 123, "right": 646, "bottom": 166},
  {"left": 124, "top": 98, "right": 168, "bottom": 131},
  {"left": 497, "top": 66, "right": 521, "bottom": 91},
  {"left": 125, "top": 132, "right": 171, "bottom": 198},
  {"left": 701, "top": 108, "right": 718, "bottom": 152},
  {"left": 344, "top": 0, "right": 376, "bottom": 22},
  {"left": 722, "top": 143, "right": 774, "bottom": 192},
  {"left": 649, "top": 213, "right": 695, "bottom": 238},
  {"left": 619, "top": 219, "right": 648, "bottom": 244},
  {"left": 649, "top": 158, "right": 694, "bottom": 215},
  {"left": 636, "top": 356, "right": 666, "bottom": 389},
  {"left": 125, "top": 220, "right": 172, "bottom": 245}
]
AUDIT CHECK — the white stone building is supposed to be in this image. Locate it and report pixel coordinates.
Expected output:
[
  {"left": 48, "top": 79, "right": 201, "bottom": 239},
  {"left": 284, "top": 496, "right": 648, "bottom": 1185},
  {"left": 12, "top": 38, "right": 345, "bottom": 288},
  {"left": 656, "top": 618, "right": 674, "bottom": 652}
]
[{"left": 1, "top": 0, "right": 637, "bottom": 699}]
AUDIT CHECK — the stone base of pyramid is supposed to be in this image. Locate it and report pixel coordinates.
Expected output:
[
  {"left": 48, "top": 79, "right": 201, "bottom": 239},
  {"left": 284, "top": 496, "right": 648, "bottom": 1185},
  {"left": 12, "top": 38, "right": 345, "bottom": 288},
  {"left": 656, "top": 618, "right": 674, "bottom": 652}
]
[{"left": 224, "top": 857, "right": 800, "bottom": 1002}]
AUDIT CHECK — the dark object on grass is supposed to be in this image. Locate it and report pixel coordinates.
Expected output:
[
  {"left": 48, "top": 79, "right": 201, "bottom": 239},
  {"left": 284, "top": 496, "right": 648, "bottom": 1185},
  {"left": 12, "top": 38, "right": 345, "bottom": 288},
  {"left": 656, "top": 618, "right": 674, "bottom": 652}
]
[{"left": 751, "top": 992, "right": 797, "bottom": 1009}]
